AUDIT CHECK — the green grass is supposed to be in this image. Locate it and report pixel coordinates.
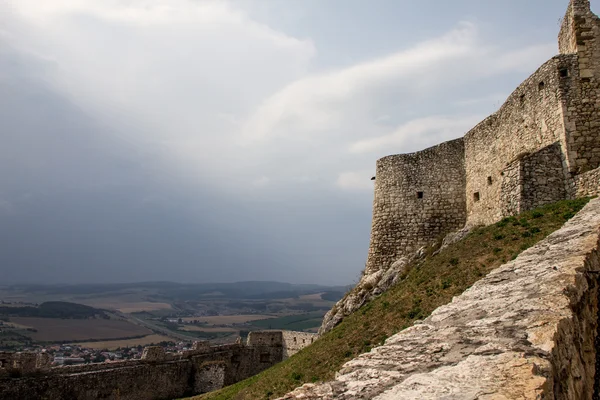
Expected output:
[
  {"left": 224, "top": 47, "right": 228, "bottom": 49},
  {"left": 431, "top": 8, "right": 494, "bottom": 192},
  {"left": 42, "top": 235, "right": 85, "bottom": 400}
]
[{"left": 193, "top": 198, "right": 590, "bottom": 400}]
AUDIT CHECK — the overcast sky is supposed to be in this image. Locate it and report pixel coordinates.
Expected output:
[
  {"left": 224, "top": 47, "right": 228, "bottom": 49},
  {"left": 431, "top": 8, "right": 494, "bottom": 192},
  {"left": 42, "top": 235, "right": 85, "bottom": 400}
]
[{"left": 0, "top": 0, "right": 596, "bottom": 285}]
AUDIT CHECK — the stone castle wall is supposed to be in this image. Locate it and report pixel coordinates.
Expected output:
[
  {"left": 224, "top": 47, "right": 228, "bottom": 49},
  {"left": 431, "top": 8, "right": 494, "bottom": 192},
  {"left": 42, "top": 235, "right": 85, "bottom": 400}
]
[
  {"left": 247, "top": 330, "right": 317, "bottom": 358},
  {"left": 281, "top": 331, "right": 317, "bottom": 358},
  {"left": 500, "top": 142, "right": 567, "bottom": 216},
  {"left": 464, "top": 56, "right": 574, "bottom": 226},
  {"left": 0, "top": 330, "right": 316, "bottom": 400},
  {"left": 365, "top": 138, "right": 466, "bottom": 276},
  {"left": 368, "top": 0, "right": 600, "bottom": 284},
  {"left": 320, "top": 0, "right": 600, "bottom": 335},
  {"left": 572, "top": 166, "right": 600, "bottom": 197},
  {"left": 559, "top": 0, "right": 600, "bottom": 173}
]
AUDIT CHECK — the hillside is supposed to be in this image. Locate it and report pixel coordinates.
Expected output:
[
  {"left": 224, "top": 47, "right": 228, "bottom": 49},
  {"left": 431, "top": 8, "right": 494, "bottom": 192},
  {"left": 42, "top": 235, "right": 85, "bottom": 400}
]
[
  {"left": 195, "top": 198, "right": 590, "bottom": 400},
  {"left": 0, "top": 301, "right": 107, "bottom": 319}
]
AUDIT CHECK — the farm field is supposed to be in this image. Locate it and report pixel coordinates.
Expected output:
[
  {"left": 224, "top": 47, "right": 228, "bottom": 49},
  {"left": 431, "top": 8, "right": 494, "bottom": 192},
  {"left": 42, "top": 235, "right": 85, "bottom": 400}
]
[
  {"left": 11, "top": 317, "right": 152, "bottom": 342},
  {"left": 180, "top": 326, "right": 237, "bottom": 333},
  {"left": 181, "top": 315, "right": 275, "bottom": 325},
  {"left": 249, "top": 312, "right": 325, "bottom": 331},
  {"left": 81, "top": 300, "right": 172, "bottom": 313},
  {"left": 74, "top": 334, "right": 173, "bottom": 350},
  {"left": 0, "top": 282, "right": 347, "bottom": 348}
]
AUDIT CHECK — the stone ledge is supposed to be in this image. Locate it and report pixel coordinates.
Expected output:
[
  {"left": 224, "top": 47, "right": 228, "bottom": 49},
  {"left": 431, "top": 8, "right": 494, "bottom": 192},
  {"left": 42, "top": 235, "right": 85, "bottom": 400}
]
[{"left": 280, "top": 198, "right": 600, "bottom": 399}]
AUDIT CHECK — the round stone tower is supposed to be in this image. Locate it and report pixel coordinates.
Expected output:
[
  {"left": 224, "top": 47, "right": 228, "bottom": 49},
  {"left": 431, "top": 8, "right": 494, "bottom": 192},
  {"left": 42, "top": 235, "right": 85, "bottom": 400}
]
[{"left": 364, "top": 138, "right": 467, "bottom": 276}]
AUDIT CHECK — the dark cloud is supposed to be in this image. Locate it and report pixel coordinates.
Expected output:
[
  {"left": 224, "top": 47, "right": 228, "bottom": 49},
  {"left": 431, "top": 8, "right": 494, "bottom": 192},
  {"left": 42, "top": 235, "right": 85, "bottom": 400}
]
[{"left": 0, "top": 44, "right": 370, "bottom": 284}]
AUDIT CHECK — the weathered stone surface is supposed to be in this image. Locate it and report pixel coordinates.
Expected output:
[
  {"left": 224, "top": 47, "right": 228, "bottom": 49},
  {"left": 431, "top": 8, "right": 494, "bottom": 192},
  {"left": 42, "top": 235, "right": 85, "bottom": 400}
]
[{"left": 282, "top": 198, "right": 600, "bottom": 399}]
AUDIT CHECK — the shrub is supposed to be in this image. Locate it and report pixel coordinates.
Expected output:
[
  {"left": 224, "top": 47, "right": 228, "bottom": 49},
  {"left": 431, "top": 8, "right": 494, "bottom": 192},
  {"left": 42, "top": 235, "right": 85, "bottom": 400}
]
[{"left": 291, "top": 372, "right": 303, "bottom": 381}]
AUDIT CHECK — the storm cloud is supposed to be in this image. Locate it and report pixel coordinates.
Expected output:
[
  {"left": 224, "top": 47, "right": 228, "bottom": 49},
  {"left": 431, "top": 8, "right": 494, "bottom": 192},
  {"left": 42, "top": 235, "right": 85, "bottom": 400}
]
[{"left": 0, "top": 0, "right": 588, "bottom": 284}]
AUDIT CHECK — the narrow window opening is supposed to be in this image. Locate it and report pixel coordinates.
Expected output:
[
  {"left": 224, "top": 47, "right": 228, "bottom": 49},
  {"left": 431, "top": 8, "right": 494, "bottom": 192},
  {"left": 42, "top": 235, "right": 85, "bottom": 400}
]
[
  {"left": 559, "top": 68, "right": 569, "bottom": 78},
  {"left": 487, "top": 176, "right": 493, "bottom": 185},
  {"left": 293, "top": 337, "right": 297, "bottom": 343},
  {"left": 519, "top": 94, "right": 526, "bottom": 104},
  {"left": 302, "top": 339, "right": 306, "bottom": 344},
  {"left": 473, "top": 192, "right": 480, "bottom": 202},
  {"left": 538, "top": 81, "right": 545, "bottom": 91},
  {"left": 417, "top": 191, "right": 424, "bottom": 199}
]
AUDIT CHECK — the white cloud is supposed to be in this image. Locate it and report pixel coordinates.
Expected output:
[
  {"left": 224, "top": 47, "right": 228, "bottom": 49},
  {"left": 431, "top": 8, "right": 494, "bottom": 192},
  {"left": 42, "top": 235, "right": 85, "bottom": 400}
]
[
  {"left": 0, "top": 2, "right": 560, "bottom": 195},
  {"left": 349, "top": 115, "right": 482, "bottom": 154},
  {"left": 239, "top": 22, "right": 478, "bottom": 144},
  {"left": 453, "top": 93, "right": 508, "bottom": 108},
  {"left": 336, "top": 171, "right": 374, "bottom": 191},
  {"left": 252, "top": 176, "right": 270, "bottom": 187}
]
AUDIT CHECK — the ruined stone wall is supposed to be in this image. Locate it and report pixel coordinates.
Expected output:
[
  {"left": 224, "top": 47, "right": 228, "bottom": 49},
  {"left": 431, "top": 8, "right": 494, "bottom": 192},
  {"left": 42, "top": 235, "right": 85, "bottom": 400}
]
[
  {"left": 0, "top": 347, "right": 279, "bottom": 400},
  {"left": 193, "top": 361, "right": 226, "bottom": 394},
  {"left": 365, "top": 138, "right": 466, "bottom": 276},
  {"left": 0, "top": 330, "right": 312, "bottom": 400},
  {"left": 320, "top": 0, "right": 600, "bottom": 336},
  {"left": 246, "top": 330, "right": 284, "bottom": 347},
  {"left": 573, "top": 165, "right": 600, "bottom": 197},
  {"left": 464, "top": 56, "right": 574, "bottom": 226},
  {"left": 559, "top": 0, "right": 600, "bottom": 173},
  {"left": 0, "top": 360, "right": 194, "bottom": 400},
  {"left": 246, "top": 330, "right": 317, "bottom": 359},
  {"left": 281, "top": 331, "right": 317, "bottom": 358},
  {"left": 282, "top": 198, "right": 600, "bottom": 400},
  {"left": 501, "top": 142, "right": 567, "bottom": 216}
]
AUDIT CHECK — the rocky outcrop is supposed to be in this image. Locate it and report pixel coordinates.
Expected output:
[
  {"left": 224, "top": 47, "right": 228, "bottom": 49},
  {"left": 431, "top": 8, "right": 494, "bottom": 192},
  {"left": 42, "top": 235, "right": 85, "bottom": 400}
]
[
  {"left": 282, "top": 197, "right": 600, "bottom": 399},
  {"left": 319, "top": 247, "right": 424, "bottom": 335},
  {"left": 319, "top": 225, "right": 472, "bottom": 335}
]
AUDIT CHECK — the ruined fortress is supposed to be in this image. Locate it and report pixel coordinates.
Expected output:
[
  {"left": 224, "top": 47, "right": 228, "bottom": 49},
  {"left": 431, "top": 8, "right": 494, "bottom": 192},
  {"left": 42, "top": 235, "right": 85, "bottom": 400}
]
[
  {"left": 276, "top": 1, "right": 600, "bottom": 397},
  {"left": 0, "top": 330, "right": 316, "bottom": 400},
  {"left": 3, "top": 1, "right": 600, "bottom": 399},
  {"left": 366, "top": 0, "right": 600, "bottom": 277},
  {"left": 320, "top": 0, "right": 600, "bottom": 335}
]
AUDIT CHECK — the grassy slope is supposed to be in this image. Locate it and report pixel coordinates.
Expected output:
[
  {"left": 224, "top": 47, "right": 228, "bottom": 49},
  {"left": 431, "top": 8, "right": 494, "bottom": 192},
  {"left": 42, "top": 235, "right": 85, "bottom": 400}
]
[{"left": 195, "top": 198, "right": 590, "bottom": 400}]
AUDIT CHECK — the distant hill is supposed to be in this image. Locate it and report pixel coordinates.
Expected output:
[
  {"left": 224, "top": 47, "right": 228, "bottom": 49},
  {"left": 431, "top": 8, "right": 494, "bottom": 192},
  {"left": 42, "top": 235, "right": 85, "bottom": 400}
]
[
  {"left": 0, "top": 301, "right": 107, "bottom": 319},
  {"left": 8, "top": 281, "right": 352, "bottom": 301}
]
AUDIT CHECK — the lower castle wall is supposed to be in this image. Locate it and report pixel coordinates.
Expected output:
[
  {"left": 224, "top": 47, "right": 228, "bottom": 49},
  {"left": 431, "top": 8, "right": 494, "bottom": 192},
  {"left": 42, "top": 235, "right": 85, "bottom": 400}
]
[
  {"left": 0, "top": 330, "right": 313, "bottom": 400},
  {"left": 281, "top": 331, "right": 317, "bottom": 358},
  {"left": 0, "top": 361, "right": 194, "bottom": 400}
]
